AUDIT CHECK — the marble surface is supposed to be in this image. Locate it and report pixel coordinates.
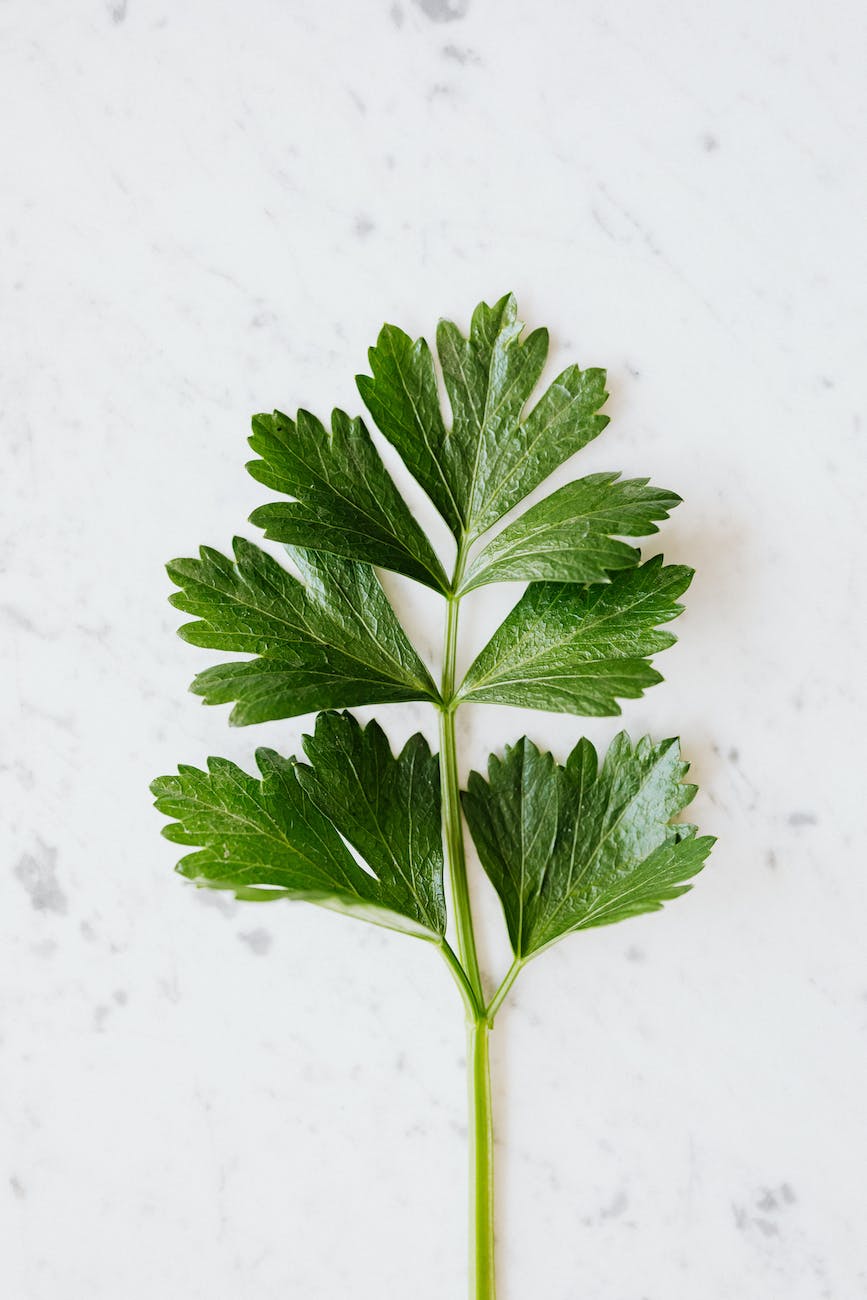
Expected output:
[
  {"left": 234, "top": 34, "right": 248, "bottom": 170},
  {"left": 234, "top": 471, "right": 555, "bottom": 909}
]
[{"left": 3, "top": 1, "right": 866, "bottom": 1296}]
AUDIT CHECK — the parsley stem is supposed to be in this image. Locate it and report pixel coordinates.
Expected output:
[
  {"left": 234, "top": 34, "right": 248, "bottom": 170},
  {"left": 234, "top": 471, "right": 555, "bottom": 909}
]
[
  {"left": 468, "top": 1017, "right": 496, "bottom": 1300},
  {"left": 439, "top": 540, "right": 495, "bottom": 1299},
  {"left": 441, "top": 584, "right": 462, "bottom": 705},
  {"left": 485, "top": 958, "right": 523, "bottom": 1026},
  {"left": 438, "top": 701, "right": 484, "bottom": 1000},
  {"left": 438, "top": 545, "right": 483, "bottom": 1004},
  {"left": 440, "top": 940, "right": 483, "bottom": 1020}
]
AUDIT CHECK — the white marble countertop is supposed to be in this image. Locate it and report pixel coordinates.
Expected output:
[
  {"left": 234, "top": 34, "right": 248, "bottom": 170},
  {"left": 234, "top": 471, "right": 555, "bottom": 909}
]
[{"left": 3, "top": 2, "right": 866, "bottom": 1297}]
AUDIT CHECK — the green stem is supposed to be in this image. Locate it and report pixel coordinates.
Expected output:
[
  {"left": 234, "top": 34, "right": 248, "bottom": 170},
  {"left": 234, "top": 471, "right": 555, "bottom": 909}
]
[
  {"left": 438, "top": 704, "right": 484, "bottom": 1005},
  {"left": 485, "top": 958, "right": 523, "bottom": 1026},
  {"left": 442, "top": 584, "right": 461, "bottom": 703},
  {"left": 439, "top": 549, "right": 483, "bottom": 1007},
  {"left": 439, "top": 540, "right": 494, "bottom": 1299},
  {"left": 468, "top": 1017, "right": 495, "bottom": 1300},
  {"left": 440, "top": 940, "right": 483, "bottom": 1020}
]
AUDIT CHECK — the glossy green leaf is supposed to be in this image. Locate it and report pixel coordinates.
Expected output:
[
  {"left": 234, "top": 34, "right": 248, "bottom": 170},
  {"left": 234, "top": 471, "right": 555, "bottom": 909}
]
[
  {"left": 457, "top": 557, "right": 692, "bottom": 715},
  {"left": 462, "top": 732, "right": 714, "bottom": 958},
  {"left": 151, "top": 742, "right": 444, "bottom": 939},
  {"left": 459, "top": 473, "right": 681, "bottom": 593},
  {"left": 166, "top": 537, "right": 439, "bottom": 725},
  {"left": 356, "top": 322, "right": 463, "bottom": 539},
  {"left": 296, "top": 711, "right": 445, "bottom": 936},
  {"left": 357, "top": 293, "right": 609, "bottom": 542},
  {"left": 247, "top": 408, "right": 449, "bottom": 593}
]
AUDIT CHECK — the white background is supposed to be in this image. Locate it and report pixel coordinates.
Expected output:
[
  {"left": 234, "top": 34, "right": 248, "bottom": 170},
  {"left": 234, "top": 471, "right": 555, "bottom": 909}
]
[{"left": 2, "top": 2, "right": 866, "bottom": 1297}]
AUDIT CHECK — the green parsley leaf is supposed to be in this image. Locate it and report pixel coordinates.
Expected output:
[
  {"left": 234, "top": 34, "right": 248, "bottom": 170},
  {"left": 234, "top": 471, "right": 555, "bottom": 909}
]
[
  {"left": 458, "top": 473, "right": 681, "bottom": 594},
  {"left": 356, "top": 319, "right": 463, "bottom": 538},
  {"left": 151, "top": 743, "right": 445, "bottom": 939},
  {"left": 357, "top": 293, "right": 609, "bottom": 543},
  {"left": 247, "top": 408, "right": 449, "bottom": 593},
  {"left": 462, "top": 732, "right": 714, "bottom": 958},
  {"left": 457, "top": 557, "right": 692, "bottom": 715},
  {"left": 166, "top": 537, "right": 439, "bottom": 725},
  {"left": 296, "top": 711, "right": 445, "bottom": 937}
]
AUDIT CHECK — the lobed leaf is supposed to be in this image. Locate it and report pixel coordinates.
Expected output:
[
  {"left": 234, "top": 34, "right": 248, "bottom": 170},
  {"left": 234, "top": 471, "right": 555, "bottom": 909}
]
[
  {"left": 151, "top": 733, "right": 446, "bottom": 939},
  {"left": 356, "top": 322, "right": 463, "bottom": 539},
  {"left": 166, "top": 537, "right": 439, "bottom": 725},
  {"left": 462, "top": 732, "right": 714, "bottom": 958},
  {"left": 247, "top": 408, "right": 449, "bottom": 593},
  {"left": 358, "top": 293, "right": 609, "bottom": 543},
  {"left": 457, "top": 556, "right": 692, "bottom": 716},
  {"left": 459, "top": 473, "right": 681, "bottom": 593},
  {"left": 296, "top": 710, "right": 445, "bottom": 936}
]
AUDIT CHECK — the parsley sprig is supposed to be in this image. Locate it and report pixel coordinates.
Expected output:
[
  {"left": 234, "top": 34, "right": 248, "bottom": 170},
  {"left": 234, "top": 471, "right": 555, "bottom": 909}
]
[{"left": 152, "top": 294, "right": 714, "bottom": 1300}]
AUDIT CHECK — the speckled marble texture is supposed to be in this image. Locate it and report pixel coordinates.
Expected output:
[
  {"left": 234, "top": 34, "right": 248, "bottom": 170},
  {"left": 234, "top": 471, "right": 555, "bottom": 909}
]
[{"left": 2, "top": 2, "right": 866, "bottom": 1297}]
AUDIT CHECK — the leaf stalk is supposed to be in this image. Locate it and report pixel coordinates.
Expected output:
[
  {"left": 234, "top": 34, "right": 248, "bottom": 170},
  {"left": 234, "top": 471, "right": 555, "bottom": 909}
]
[
  {"left": 467, "top": 1017, "right": 495, "bottom": 1300},
  {"left": 484, "top": 958, "right": 523, "bottom": 1026},
  {"left": 439, "top": 537, "right": 511, "bottom": 1300},
  {"left": 440, "top": 940, "right": 484, "bottom": 1020},
  {"left": 438, "top": 541, "right": 484, "bottom": 1005}
]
